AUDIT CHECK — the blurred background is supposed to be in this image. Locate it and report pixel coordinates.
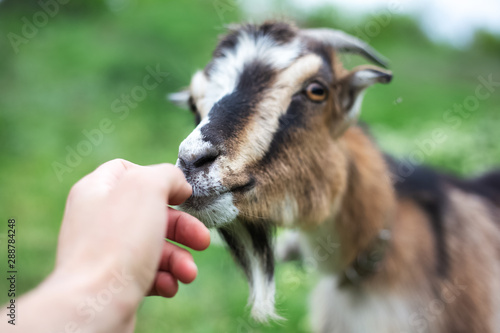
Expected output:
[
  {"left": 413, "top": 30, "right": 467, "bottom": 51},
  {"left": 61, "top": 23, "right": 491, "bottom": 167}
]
[{"left": 0, "top": 0, "right": 499, "bottom": 332}]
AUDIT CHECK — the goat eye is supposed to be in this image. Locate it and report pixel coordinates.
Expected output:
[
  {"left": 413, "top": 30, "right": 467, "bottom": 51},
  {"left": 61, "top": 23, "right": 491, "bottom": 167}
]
[{"left": 305, "top": 82, "right": 327, "bottom": 102}]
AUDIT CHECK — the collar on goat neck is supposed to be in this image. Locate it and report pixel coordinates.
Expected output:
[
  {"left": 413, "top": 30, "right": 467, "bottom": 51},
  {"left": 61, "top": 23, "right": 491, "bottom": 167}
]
[
  {"left": 335, "top": 127, "right": 396, "bottom": 287},
  {"left": 338, "top": 228, "right": 391, "bottom": 287}
]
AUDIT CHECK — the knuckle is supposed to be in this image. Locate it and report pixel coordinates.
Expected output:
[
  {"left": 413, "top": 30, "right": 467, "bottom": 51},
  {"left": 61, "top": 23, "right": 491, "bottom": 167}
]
[
  {"left": 107, "top": 158, "right": 128, "bottom": 167},
  {"left": 124, "top": 167, "right": 161, "bottom": 192},
  {"left": 68, "top": 177, "right": 88, "bottom": 199},
  {"left": 68, "top": 176, "right": 107, "bottom": 203},
  {"left": 123, "top": 168, "right": 150, "bottom": 186}
]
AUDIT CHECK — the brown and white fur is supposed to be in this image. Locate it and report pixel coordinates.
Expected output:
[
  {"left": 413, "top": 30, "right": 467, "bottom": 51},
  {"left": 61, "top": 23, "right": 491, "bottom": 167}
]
[{"left": 170, "top": 21, "right": 500, "bottom": 332}]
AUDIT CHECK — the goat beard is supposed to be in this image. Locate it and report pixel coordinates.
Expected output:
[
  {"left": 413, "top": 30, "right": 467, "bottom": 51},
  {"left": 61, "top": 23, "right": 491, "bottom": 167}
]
[{"left": 218, "top": 220, "right": 281, "bottom": 322}]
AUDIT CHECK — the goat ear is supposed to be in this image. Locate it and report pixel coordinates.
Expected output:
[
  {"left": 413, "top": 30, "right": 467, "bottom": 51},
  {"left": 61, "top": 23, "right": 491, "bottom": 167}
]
[
  {"left": 168, "top": 89, "right": 190, "bottom": 109},
  {"left": 335, "top": 65, "right": 392, "bottom": 132}
]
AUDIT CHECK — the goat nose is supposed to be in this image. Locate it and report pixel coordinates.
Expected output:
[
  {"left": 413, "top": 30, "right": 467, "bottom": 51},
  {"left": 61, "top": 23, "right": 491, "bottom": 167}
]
[{"left": 178, "top": 144, "right": 220, "bottom": 172}]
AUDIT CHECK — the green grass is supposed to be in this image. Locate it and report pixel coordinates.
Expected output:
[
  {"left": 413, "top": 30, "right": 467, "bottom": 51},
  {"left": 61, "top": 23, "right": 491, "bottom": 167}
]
[{"left": 1, "top": 1, "right": 499, "bottom": 332}]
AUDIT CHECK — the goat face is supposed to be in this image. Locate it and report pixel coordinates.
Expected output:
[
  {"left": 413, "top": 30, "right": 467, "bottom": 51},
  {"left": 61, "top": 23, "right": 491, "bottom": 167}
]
[
  {"left": 172, "top": 22, "right": 391, "bottom": 229},
  {"left": 171, "top": 21, "right": 392, "bottom": 321}
]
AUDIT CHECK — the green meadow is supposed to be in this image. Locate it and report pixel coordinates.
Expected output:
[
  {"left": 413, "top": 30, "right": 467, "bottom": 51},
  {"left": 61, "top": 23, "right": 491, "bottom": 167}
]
[{"left": 1, "top": 1, "right": 499, "bottom": 332}]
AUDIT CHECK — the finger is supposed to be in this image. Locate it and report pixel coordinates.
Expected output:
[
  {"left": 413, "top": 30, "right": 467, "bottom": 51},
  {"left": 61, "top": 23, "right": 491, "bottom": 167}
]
[
  {"left": 101, "top": 163, "right": 191, "bottom": 205},
  {"left": 158, "top": 241, "right": 198, "bottom": 284},
  {"left": 148, "top": 271, "right": 179, "bottom": 298},
  {"left": 89, "top": 159, "right": 139, "bottom": 185},
  {"left": 167, "top": 208, "right": 211, "bottom": 251},
  {"left": 153, "top": 164, "right": 192, "bottom": 205},
  {"left": 168, "top": 182, "right": 192, "bottom": 205},
  {"left": 106, "top": 164, "right": 191, "bottom": 265},
  {"left": 69, "top": 159, "right": 140, "bottom": 199}
]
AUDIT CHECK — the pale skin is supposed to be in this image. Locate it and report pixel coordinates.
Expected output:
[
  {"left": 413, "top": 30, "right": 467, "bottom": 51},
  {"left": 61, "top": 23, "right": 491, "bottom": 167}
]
[{"left": 1, "top": 159, "right": 211, "bottom": 333}]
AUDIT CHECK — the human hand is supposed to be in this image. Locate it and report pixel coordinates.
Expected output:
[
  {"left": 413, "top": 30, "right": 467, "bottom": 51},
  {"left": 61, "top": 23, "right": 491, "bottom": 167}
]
[{"left": 44, "top": 159, "right": 209, "bottom": 332}]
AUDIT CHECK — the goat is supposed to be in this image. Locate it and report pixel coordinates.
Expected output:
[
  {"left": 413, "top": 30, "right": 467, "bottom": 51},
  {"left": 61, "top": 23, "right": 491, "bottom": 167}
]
[{"left": 170, "top": 21, "right": 500, "bottom": 332}]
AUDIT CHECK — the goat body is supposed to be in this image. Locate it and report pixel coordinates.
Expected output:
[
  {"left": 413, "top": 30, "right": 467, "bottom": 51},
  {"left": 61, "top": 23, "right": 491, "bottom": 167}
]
[
  {"left": 171, "top": 21, "right": 500, "bottom": 332},
  {"left": 296, "top": 127, "right": 500, "bottom": 332}
]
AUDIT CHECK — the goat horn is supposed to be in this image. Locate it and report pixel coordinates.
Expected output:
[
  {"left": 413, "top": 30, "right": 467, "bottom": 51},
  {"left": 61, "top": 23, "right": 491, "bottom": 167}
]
[{"left": 301, "top": 28, "right": 389, "bottom": 68}]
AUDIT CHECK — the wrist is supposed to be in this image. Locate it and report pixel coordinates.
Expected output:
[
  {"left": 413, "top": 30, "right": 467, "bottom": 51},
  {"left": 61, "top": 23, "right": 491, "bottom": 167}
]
[{"left": 27, "top": 266, "right": 139, "bottom": 333}]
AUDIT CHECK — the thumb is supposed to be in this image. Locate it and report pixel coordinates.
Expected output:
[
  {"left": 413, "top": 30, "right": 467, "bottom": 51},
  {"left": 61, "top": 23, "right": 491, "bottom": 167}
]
[{"left": 151, "top": 164, "right": 192, "bottom": 205}]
